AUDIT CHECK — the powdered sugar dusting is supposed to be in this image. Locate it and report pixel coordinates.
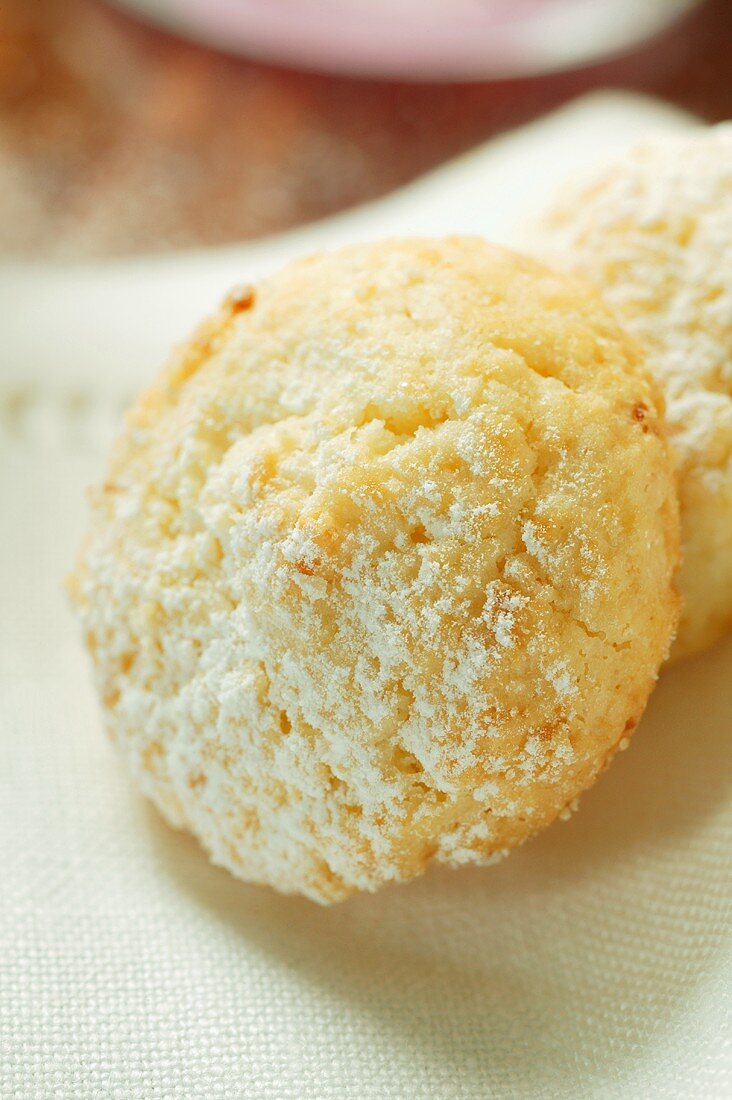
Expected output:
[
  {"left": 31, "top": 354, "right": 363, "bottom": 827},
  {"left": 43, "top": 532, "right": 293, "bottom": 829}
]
[{"left": 70, "top": 238, "right": 678, "bottom": 902}]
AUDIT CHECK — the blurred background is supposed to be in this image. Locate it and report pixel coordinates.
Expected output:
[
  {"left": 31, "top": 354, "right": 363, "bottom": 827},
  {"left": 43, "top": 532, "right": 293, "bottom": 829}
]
[{"left": 1, "top": 0, "right": 729, "bottom": 262}]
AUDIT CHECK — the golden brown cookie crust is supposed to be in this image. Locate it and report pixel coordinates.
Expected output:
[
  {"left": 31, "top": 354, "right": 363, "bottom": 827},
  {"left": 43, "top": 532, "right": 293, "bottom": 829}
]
[{"left": 71, "top": 238, "right": 679, "bottom": 902}]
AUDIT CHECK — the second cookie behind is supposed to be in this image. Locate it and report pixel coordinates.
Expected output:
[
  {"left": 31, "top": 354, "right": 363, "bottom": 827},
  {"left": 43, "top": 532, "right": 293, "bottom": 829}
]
[{"left": 532, "top": 125, "right": 732, "bottom": 660}]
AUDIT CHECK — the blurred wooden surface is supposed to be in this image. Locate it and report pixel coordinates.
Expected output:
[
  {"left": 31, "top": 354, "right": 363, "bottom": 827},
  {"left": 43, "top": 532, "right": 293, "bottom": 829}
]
[{"left": 1, "top": 0, "right": 730, "bottom": 259}]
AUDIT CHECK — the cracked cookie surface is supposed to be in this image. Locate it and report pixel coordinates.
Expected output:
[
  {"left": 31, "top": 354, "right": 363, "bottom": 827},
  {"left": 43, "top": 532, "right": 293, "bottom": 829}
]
[{"left": 70, "top": 238, "right": 679, "bottom": 902}]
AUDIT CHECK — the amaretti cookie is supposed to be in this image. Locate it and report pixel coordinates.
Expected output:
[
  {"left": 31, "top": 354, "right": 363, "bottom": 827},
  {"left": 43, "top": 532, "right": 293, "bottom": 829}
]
[
  {"left": 532, "top": 125, "right": 732, "bottom": 660},
  {"left": 70, "top": 238, "right": 679, "bottom": 903}
]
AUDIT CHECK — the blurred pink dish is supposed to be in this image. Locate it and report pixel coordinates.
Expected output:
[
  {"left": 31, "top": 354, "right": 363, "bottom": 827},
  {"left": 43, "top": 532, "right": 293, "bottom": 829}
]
[{"left": 111, "top": 0, "right": 702, "bottom": 80}]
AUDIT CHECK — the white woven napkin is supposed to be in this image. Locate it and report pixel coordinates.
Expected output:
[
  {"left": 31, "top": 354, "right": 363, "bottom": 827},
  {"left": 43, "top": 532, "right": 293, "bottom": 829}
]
[{"left": 2, "top": 94, "right": 730, "bottom": 1100}]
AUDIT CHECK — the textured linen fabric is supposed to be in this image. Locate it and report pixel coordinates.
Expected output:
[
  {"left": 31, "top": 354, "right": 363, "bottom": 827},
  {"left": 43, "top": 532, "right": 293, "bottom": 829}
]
[{"left": 1, "top": 96, "right": 730, "bottom": 1099}]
